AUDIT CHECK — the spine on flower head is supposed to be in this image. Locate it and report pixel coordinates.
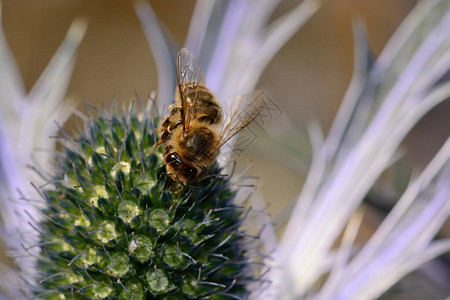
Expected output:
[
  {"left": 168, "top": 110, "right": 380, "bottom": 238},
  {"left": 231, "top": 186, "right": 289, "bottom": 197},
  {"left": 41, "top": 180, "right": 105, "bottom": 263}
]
[{"left": 34, "top": 104, "right": 255, "bottom": 299}]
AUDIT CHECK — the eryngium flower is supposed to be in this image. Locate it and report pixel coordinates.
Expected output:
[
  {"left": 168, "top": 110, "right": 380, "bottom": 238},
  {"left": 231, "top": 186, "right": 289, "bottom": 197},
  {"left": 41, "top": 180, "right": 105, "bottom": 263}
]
[{"left": 34, "top": 105, "right": 252, "bottom": 299}]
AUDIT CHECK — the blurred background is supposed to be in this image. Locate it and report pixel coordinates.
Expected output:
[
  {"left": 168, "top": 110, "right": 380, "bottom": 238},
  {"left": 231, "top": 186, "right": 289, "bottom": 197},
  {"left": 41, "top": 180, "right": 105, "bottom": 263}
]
[{"left": 1, "top": 0, "right": 449, "bottom": 298}]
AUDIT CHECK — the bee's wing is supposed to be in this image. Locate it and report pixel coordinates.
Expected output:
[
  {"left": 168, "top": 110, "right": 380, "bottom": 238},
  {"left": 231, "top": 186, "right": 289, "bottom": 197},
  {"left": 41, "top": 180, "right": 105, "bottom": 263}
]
[
  {"left": 176, "top": 48, "right": 205, "bottom": 85},
  {"left": 176, "top": 48, "right": 205, "bottom": 132},
  {"left": 218, "top": 91, "right": 267, "bottom": 147}
]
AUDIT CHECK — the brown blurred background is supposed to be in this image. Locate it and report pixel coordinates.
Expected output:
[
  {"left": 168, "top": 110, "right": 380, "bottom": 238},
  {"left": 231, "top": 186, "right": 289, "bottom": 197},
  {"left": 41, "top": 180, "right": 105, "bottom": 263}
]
[{"left": 2, "top": 0, "right": 449, "bottom": 298}]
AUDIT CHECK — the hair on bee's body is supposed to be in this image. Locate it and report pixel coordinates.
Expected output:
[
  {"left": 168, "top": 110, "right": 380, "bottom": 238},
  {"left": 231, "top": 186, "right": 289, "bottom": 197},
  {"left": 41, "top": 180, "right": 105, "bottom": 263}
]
[
  {"left": 156, "top": 48, "right": 266, "bottom": 184},
  {"left": 158, "top": 83, "right": 223, "bottom": 183},
  {"left": 163, "top": 120, "right": 220, "bottom": 182}
]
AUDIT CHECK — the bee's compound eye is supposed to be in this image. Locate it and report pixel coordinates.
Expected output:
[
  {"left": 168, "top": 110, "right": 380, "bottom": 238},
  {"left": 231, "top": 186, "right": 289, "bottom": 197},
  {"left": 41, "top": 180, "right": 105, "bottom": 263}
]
[{"left": 166, "top": 153, "right": 181, "bottom": 164}]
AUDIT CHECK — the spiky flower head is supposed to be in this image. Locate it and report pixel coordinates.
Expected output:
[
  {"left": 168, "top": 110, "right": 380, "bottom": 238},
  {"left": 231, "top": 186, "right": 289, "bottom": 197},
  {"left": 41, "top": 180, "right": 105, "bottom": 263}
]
[{"left": 35, "top": 104, "right": 253, "bottom": 299}]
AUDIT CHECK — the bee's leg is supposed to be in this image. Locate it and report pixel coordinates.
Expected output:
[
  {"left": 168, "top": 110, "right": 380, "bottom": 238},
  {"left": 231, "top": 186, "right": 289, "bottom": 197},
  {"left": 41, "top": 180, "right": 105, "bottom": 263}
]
[
  {"left": 158, "top": 116, "right": 171, "bottom": 132},
  {"left": 154, "top": 121, "right": 183, "bottom": 148},
  {"left": 158, "top": 105, "right": 181, "bottom": 132},
  {"left": 169, "top": 105, "right": 181, "bottom": 116}
]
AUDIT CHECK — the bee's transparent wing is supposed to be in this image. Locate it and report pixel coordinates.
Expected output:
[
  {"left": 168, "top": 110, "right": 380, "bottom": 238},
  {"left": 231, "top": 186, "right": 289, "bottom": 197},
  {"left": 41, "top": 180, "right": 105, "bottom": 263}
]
[
  {"left": 176, "top": 48, "right": 205, "bottom": 132},
  {"left": 218, "top": 91, "right": 267, "bottom": 147},
  {"left": 176, "top": 48, "right": 205, "bottom": 86}
]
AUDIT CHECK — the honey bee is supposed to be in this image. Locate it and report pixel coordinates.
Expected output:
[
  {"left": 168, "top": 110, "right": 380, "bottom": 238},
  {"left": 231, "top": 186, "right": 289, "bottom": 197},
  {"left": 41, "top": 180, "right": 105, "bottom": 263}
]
[{"left": 155, "top": 48, "right": 266, "bottom": 183}]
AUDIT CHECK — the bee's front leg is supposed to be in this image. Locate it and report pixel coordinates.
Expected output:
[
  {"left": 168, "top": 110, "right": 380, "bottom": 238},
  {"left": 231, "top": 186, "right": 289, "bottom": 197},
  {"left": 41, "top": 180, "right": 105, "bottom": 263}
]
[
  {"left": 154, "top": 121, "right": 183, "bottom": 148},
  {"left": 158, "top": 105, "right": 181, "bottom": 132}
]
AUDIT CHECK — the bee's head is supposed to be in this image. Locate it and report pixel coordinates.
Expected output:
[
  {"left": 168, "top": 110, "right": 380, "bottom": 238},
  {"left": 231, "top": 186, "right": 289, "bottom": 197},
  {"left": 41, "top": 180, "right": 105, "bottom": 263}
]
[{"left": 164, "top": 152, "right": 198, "bottom": 183}]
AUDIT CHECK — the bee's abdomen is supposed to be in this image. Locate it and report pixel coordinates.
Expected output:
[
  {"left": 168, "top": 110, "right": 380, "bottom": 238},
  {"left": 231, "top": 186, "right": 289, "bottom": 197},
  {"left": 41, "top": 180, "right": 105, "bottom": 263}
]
[{"left": 186, "top": 86, "right": 222, "bottom": 124}]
